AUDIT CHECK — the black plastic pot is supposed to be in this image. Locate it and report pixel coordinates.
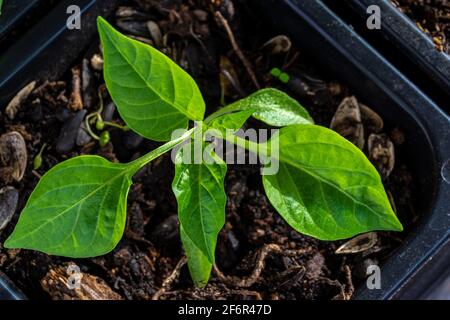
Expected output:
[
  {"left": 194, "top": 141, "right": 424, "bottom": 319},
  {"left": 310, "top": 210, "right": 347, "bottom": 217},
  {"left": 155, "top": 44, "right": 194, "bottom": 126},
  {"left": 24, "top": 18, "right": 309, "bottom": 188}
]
[
  {"left": 324, "top": 0, "right": 450, "bottom": 114},
  {"left": 0, "top": 0, "right": 42, "bottom": 41},
  {"left": 0, "top": 0, "right": 120, "bottom": 300},
  {"left": 0, "top": 0, "right": 449, "bottom": 300},
  {"left": 0, "top": 0, "right": 66, "bottom": 54},
  {"left": 0, "top": 0, "right": 120, "bottom": 107},
  {"left": 253, "top": 0, "right": 450, "bottom": 299},
  {"left": 352, "top": 0, "right": 450, "bottom": 98},
  {"left": 0, "top": 271, "right": 25, "bottom": 300}
]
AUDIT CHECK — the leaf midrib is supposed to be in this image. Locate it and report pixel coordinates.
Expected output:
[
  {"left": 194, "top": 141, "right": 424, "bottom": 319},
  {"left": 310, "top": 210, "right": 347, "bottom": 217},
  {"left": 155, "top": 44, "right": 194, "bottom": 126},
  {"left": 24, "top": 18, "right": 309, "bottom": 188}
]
[{"left": 196, "top": 164, "right": 213, "bottom": 262}]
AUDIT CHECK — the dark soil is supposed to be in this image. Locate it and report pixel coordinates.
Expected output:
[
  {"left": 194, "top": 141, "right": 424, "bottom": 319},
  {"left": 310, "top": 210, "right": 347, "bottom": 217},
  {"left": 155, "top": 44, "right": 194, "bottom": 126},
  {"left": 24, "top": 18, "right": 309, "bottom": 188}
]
[
  {"left": 0, "top": 0, "right": 419, "bottom": 300},
  {"left": 393, "top": 0, "right": 450, "bottom": 53}
]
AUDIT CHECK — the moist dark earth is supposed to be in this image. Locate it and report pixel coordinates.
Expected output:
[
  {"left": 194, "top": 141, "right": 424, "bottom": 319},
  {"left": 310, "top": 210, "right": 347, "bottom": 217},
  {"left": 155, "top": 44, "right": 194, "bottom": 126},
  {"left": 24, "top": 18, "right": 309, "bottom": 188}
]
[
  {"left": 0, "top": 0, "right": 418, "bottom": 300},
  {"left": 393, "top": 0, "right": 450, "bottom": 54}
]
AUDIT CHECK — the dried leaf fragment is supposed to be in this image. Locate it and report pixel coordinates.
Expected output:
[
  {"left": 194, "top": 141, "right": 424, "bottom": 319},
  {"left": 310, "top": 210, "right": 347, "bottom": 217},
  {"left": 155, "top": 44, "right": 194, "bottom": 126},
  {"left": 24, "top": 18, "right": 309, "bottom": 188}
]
[
  {"left": 5, "top": 81, "right": 36, "bottom": 119},
  {"left": 335, "top": 232, "right": 378, "bottom": 254},
  {"left": 41, "top": 263, "right": 122, "bottom": 300},
  {"left": 68, "top": 67, "right": 83, "bottom": 111}
]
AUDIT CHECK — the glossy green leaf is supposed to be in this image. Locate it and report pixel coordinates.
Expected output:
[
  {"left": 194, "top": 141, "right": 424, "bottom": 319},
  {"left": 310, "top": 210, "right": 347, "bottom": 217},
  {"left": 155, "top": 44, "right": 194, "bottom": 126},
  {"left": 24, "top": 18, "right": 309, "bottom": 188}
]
[
  {"left": 207, "top": 109, "right": 254, "bottom": 135},
  {"left": 180, "top": 225, "right": 212, "bottom": 287},
  {"left": 4, "top": 156, "right": 134, "bottom": 257},
  {"left": 262, "top": 125, "right": 403, "bottom": 240},
  {"left": 172, "top": 142, "right": 227, "bottom": 264},
  {"left": 215, "top": 88, "right": 313, "bottom": 127},
  {"left": 5, "top": 130, "right": 194, "bottom": 257},
  {"left": 98, "top": 17, "right": 205, "bottom": 141},
  {"left": 0, "top": 0, "right": 3, "bottom": 15}
]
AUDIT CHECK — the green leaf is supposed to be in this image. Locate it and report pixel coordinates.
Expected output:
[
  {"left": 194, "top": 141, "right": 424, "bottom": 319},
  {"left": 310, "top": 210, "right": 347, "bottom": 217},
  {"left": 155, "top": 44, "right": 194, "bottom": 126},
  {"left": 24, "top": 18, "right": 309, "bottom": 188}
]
[
  {"left": 5, "top": 130, "right": 193, "bottom": 257},
  {"left": 0, "top": 0, "right": 3, "bottom": 15},
  {"left": 172, "top": 142, "right": 227, "bottom": 264},
  {"left": 262, "top": 125, "right": 403, "bottom": 241},
  {"left": 97, "top": 17, "right": 205, "bottom": 141},
  {"left": 4, "top": 156, "right": 134, "bottom": 257},
  {"left": 214, "top": 88, "right": 313, "bottom": 127},
  {"left": 180, "top": 225, "right": 212, "bottom": 287},
  {"left": 207, "top": 108, "right": 255, "bottom": 135}
]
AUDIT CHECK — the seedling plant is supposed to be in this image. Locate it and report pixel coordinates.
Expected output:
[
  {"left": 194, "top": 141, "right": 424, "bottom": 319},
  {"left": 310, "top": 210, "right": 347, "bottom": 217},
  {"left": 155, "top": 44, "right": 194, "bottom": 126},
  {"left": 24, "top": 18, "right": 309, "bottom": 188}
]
[{"left": 5, "top": 17, "right": 402, "bottom": 287}]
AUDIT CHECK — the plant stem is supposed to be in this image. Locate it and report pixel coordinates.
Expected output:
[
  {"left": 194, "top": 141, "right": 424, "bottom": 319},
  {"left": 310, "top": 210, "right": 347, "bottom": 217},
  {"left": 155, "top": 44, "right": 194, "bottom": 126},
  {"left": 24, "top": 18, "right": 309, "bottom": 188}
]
[
  {"left": 204, "top": 104, "right": 242, "bottom": 123},
  {"left": 128, "top": 128, "right": 195, "bottom": 172},
  {"left": 209, "top": 130, "right": 267, "bottom": 158},
  {"left": 85, "top": 113, "right": 100, "bottom": 140},
  {"left": 103, "top": 121, "right": 130, "bottom": 131}
]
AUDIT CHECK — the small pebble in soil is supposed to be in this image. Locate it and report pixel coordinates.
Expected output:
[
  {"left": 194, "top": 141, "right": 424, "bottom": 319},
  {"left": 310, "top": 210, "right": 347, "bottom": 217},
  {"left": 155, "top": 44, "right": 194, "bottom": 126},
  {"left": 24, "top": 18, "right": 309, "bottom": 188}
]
[
  {"left": 101, "top": 101, "right": 116, "bottom": 122},
  {"left": 150, "top": 215, "right": 180, "bottom": 247},
  {"left": 330, "top": 96, "right": 365, "bottom": 149},
  {"left": 76, "top": 122, "right": 93, "bottom": 147},
  {"left": 56, "top": 110, "right": 87, "bottom": 154},
  {"left": 368, "top": 133, "right": 395, "bottom": 179},
  {"left": 0, "top": 131, "right": 28, "bottom": 183},
  {"left": 55, "top": 107, "right": 72, "bottom": 122},
  {"left": 81, "top": 59, "right": 96, "bottom": 110},
  {"left": 360, "top": 103, "right": 384, "bottom": 134},
  {"left": 116, "top": 19, "right": 149, "bottom": 37},
  {"left": 0, "top": 186, "right": 19, "bottom": 232}
]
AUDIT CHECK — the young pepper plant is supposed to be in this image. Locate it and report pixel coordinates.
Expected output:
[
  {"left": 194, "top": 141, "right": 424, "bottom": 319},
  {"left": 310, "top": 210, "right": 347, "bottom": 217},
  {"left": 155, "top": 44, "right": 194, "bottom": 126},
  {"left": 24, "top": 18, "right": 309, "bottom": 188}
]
[{"left": 5, "top": 17, "right": 402, "bottom": 287}]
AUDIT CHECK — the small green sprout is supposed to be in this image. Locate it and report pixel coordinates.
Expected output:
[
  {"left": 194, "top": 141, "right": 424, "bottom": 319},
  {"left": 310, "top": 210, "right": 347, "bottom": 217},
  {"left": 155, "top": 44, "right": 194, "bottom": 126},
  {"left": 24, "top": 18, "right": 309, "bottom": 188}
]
[
  {"left": 95, "top": 117, "right": 105, "bottom": 131},
  {"left": 33, "top": 143, "right": 47, "bottom": 170},
  {"left": 99, "top": 131, "right": 110, "bottom": 147},
  {"left": 85, "top": 91, "right": 128, "bottom": 146},
  {"left": 270, "top": 67, "right": 290, "bottom": 83}
]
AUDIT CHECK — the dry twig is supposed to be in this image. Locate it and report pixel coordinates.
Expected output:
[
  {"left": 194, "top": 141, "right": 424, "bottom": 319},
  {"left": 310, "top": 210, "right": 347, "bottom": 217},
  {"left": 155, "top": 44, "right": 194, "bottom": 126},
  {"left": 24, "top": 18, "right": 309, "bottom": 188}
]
[
  {"left": 152, "top": 256, "right": 187, "bottom": 300},
  {"left": 343, "top": 264, "right": 354, "bottom": 299},
  {"left": 68, "top": 67, "right": 83, "bottom": 111},
  {"left": 215, "top": 11, "right": 260, "bottom": 89},
  {"left": 214, "top": 243, "right": 312, "bottom": 288}
]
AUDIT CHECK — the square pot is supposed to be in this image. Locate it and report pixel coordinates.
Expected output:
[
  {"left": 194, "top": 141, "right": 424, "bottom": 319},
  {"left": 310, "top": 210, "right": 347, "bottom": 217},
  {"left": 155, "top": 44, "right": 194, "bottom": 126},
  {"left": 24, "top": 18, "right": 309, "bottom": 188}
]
[{"left": 0, "top": 0, "right": 449, "bottom": 300}]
